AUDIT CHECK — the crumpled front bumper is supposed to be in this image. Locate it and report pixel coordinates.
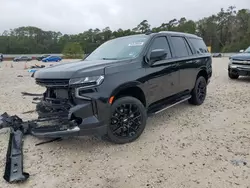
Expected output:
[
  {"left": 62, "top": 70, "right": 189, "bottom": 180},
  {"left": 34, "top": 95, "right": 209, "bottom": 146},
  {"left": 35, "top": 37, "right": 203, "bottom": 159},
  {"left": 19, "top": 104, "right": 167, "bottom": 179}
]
[{"left": 32, "top": 100, "right": 107, "bottom": 138}]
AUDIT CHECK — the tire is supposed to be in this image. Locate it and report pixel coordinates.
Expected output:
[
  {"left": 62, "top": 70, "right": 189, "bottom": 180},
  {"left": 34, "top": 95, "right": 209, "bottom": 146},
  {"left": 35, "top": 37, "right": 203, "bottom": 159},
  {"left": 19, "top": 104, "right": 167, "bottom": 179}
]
[
  {"left": 106, "top": 96, "right": 147, "bottom": 144},
  {"left": 188, "top": 76, "right": 207, "bottom": 105},
  {"left": 228, "top": 71, "right": 239, "bottom": 79}
]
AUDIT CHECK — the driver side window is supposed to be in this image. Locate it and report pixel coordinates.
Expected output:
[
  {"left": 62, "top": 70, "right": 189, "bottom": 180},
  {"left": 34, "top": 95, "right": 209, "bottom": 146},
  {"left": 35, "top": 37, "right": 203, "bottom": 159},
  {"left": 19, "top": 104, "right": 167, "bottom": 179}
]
[{"left": 150, "top": 37, "right": 172, "bottom": 59}]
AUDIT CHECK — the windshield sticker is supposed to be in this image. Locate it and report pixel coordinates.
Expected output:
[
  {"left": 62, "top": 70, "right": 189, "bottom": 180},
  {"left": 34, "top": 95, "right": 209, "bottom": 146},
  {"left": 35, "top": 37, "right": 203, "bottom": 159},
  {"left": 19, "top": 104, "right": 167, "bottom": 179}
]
[{"left": 128, "top": 42, "right": 144, "bottom": 46}]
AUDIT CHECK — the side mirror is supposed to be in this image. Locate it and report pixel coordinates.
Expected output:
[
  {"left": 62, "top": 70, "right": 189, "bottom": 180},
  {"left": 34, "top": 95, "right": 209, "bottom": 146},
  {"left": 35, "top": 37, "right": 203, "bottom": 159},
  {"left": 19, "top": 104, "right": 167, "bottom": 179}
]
[
  {"left": 239, "top": 49, "right": 244, "bottom": 53},
  {"left": 150, "top": 49, "right": 167, "bottom": 62}
]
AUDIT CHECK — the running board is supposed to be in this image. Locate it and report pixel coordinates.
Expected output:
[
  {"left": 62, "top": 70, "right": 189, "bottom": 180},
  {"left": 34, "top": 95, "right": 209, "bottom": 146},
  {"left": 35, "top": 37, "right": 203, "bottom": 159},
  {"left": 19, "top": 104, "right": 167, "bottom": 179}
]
[{"left": 149, "top": 95, "right": 191, "bottom": 115}]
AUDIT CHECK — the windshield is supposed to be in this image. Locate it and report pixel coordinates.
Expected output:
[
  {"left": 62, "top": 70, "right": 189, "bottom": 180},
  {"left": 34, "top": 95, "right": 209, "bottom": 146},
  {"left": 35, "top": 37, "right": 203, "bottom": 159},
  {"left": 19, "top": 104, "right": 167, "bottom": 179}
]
[
  {"left": 85, "top": 35, "right": 149, "bottom": 61},
  {"left": 245, "top": 46, "right": 250, "bottom": 53}
]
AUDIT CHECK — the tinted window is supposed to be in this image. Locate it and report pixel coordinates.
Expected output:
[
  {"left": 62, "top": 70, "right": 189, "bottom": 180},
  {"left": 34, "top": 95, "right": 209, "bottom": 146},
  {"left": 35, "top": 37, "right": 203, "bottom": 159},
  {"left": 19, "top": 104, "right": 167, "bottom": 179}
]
[
  {"left": 189, "top": 38, "right": 208, "bottom": 54},
  {"left": 150, "top": 37, "right": 172, "bottom": 59},
  {"left": 171, "top": 36, "right": 191, "bottom": 57}
]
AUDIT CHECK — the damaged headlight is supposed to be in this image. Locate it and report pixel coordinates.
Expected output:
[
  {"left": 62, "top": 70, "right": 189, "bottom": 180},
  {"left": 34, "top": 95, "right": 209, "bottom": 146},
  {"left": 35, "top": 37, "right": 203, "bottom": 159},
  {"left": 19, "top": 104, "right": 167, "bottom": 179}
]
[{"left": 69, "top": 75, "right": 104, "bottom": 87}]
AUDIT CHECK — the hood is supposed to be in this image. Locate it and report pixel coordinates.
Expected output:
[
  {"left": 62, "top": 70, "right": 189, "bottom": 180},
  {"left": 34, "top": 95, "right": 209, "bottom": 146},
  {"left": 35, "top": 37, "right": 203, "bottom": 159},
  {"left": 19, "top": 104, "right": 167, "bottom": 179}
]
[
  {"left": 231, "top": 53, "right": 250, "bottom": 61},
  {"left": 34, "top": 59, "right": 128, "bottom": 79}
]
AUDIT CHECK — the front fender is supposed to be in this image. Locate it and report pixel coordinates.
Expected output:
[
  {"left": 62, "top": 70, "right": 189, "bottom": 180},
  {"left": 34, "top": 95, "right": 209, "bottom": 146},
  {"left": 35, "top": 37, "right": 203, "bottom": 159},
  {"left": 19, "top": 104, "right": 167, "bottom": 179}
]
[{"left": 110, "top": 81, "right": 143, "bottom": 97}]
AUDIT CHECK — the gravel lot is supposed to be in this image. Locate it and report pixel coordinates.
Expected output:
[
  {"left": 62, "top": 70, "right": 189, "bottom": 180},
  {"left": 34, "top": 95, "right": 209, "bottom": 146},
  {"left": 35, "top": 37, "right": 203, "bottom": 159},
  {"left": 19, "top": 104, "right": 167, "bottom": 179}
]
[{"left": 0, "top": 58, "right": 250, "bottom": 188}]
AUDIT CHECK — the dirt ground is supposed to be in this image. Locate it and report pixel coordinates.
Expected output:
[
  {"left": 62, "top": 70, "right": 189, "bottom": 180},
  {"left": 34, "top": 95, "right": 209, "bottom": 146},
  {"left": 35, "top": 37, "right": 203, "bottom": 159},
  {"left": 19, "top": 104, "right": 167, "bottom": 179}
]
[{"left": 0, "top": 58, "right": 249, "bottom": 188}]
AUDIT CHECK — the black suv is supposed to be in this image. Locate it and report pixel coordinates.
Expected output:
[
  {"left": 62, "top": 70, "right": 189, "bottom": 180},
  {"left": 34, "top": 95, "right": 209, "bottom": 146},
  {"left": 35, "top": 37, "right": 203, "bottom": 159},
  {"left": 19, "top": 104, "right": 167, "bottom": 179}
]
[{"left": 33, "top": 31, "right": 212, "bottom": 144}]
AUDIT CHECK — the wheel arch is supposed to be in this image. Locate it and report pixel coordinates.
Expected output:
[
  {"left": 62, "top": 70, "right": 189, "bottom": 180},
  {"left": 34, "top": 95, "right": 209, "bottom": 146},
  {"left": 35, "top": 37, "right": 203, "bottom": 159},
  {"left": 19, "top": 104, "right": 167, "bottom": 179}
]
[
  {"left": 196, "top": 68, "right": 208, "bottom": 82},
  {"left": 110, "top": 82, "right": 147, "bottom": 107}
]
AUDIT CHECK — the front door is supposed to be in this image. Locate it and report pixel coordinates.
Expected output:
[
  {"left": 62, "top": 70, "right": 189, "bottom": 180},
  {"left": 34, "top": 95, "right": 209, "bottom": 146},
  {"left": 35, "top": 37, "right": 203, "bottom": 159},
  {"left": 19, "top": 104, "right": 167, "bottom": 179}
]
[{"left": 145, "top": 36, "right": 180, "bottom": 105}]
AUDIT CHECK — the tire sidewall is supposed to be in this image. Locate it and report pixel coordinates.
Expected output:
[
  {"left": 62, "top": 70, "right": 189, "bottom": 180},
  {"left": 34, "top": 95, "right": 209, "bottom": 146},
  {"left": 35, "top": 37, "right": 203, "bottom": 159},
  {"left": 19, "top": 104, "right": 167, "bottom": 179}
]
[
  {"left": 107, "top": 96, "right": 147, "bottom": 144},
  {"left": 191, "top": 76, "right": 207, "bottom": 105},
  {"left": 228, "top": 70, "right": 239, "bottom": 79}
]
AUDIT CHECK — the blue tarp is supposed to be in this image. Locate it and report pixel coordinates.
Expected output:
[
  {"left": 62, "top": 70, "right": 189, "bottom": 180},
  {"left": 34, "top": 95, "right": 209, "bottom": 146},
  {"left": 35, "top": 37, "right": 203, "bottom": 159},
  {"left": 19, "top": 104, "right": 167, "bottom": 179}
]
[{"left": 28, "top": 69, "right": 37, "bottom": 73}]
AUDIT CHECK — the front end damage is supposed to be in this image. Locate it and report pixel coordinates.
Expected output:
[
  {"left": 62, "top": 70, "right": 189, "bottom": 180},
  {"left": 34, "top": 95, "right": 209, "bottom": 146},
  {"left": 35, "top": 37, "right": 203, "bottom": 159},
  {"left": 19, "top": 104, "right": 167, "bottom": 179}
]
[
  {"left": 32, "top": 78, "right": 107, "bottom": 138},
  {"left": 1, "top": 78, "right": 107, "bottom": 183}
]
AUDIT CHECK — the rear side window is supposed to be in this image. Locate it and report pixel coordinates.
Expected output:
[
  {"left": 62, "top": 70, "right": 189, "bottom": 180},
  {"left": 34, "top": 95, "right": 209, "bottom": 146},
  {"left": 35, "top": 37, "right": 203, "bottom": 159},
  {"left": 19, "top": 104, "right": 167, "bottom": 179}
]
[
  {"left": 150, "top": 37, "right": 172, "bottom": 59},
  {"left": 170, "top": 36, "right": 192, "bottom": 58},
  {"left": 189, "top": 38, "right": 208, "bottom": 54}
]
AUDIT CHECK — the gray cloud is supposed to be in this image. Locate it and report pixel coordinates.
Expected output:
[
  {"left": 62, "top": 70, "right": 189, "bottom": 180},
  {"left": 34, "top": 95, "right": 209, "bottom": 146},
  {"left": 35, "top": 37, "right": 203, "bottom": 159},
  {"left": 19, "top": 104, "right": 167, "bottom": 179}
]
[{"left": 0, "top": 0, "right": 249, "bottom": 34}]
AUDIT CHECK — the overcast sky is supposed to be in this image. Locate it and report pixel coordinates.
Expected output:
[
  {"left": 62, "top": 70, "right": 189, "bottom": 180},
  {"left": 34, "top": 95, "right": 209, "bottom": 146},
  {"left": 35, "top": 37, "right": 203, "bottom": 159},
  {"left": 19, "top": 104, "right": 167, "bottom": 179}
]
[{"left": 0, "top": 0, "right": 249, "bottom": 34}]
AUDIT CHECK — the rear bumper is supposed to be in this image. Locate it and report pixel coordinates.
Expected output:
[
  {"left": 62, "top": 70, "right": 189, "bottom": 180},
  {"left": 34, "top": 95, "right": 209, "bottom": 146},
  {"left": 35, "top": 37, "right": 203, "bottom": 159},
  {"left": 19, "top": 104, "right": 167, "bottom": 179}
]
[
  {"left": 32, "top": 100, "right": 108, "bottom": 138},
  {"left": 229, "top": 64, "right": 250, "bottom": 76}
]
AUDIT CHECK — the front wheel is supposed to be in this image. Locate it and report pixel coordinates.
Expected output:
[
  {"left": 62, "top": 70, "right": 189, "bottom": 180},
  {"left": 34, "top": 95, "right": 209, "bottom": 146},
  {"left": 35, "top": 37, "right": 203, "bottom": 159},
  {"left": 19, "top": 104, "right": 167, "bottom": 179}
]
[
  {"left": 106, "top": 96, "right": 147, "bottom": 144},
  {"left": 228, "top": 71, "right": 239, "bottom": 79},
  {"left": 189, "top": 76, "right": 207, "bottom": 105}
]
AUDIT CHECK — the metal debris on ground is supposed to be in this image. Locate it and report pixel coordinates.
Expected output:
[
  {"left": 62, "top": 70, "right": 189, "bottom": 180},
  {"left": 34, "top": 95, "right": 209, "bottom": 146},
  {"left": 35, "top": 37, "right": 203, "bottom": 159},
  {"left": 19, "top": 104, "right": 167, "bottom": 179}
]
[
  {"left": 0, "top": 111, "right": 65, "bottom": 183},
  {"left": 230, "top": 159, "right": 247, "bottom": 166},
  {"left": 21, "top": 92, "right": 43, "bottom": 97},
  {"left": 35, "top": 137, "right": 62, "bottom": 146},
  {"left": 0, "top": 113, "right": 35, "bottom": 183}
]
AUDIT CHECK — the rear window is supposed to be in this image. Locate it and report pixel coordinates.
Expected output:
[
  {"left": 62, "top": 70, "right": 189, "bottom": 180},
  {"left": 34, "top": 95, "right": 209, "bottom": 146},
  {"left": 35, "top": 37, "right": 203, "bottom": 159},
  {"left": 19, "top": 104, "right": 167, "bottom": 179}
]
[
  {"left": 170, "top": 36, "right": 192, "bottom": 58},
  {"left": 189, "top": 38, "right": 208, "bottom": 54}
]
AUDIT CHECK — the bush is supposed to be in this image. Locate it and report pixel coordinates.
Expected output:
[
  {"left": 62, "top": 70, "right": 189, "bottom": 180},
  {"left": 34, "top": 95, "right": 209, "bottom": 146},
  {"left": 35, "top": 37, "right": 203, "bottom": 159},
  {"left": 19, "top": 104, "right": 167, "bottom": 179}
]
[{"left": 62, "top": 42, "right": 84, "bottom": 59}]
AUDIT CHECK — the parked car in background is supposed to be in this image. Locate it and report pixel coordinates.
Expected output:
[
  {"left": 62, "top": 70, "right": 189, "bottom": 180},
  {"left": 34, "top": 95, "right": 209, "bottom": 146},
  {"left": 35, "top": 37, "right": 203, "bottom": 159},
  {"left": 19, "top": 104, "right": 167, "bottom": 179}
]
[
  {"left": 42, "top": 56, "right": 62, "bottom": 62},
  {"left": 13, "top": 56, "right": 32, "bottom": 62},
  {"left": 36, "top": 55, "right": 50, "bottom": 61},
  {"left": 228, "top": 46, "right": 250, "bottom": 79},
  {"left": 213, "top": 53, "right": 222, "bottom": 57},
  {"left": 0, "top": 54, "right": 3, "bottom": 62}
]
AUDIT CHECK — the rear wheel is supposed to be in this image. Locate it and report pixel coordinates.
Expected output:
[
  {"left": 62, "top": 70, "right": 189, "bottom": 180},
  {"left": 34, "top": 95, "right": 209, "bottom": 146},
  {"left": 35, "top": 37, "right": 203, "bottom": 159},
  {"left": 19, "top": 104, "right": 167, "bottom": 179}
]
[
  {"left": 189, "top": 76, "right": 207, "bottom": 105},
  {"left": 106, "top": 96, "right": 147, "bottom": 144}
]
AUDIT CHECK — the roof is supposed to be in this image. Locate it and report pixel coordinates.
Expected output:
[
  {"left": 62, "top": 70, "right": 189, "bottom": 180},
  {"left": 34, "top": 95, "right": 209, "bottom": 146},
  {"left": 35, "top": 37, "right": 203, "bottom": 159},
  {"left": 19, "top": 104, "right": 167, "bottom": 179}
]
[{"left": 110, "top": 31, "right": 201, "bottom": 41}]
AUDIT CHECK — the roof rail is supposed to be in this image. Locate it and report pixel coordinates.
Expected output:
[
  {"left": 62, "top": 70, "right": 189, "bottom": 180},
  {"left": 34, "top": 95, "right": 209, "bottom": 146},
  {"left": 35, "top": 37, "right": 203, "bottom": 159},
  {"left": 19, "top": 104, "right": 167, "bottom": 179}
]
[
  {"left": 158, "top": 31, "right": 200, "bottom": 38},
  {"left": 145, "top": 30, "right": 153, "bottom": 35}
]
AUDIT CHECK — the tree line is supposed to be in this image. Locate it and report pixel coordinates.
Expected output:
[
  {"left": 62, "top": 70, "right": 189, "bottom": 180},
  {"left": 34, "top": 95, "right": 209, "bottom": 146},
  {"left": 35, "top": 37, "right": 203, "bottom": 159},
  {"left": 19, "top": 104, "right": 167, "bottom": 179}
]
[{"left": 0, "top": 6, "right": 249, "bottom": 55}]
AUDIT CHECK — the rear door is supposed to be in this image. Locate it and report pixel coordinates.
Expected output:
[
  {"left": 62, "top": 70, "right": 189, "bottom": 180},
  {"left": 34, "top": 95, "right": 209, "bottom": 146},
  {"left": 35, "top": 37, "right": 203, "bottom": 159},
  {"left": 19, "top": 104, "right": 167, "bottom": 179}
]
[
  {"left": 168, "top": 36, "right": 195, "bottom": 92},
  {"left": 145, "top": 36, "right": 180, "bottom": 104}
]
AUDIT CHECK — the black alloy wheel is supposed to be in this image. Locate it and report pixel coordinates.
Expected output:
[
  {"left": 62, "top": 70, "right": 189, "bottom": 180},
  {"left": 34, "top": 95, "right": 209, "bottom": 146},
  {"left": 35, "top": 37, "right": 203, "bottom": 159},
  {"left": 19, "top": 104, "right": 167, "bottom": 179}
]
[
  {"left": 197, "top": 79, "right": 206, "bottom": 102},
  {"left": 189, "top": 76, "right": 207, "bottom": 105},
  {"left": 228, "top": 69, "right": 239, "bottom": 79},
  {"left": 107, "top": 97, "right": 147, "bottom": 144}
]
